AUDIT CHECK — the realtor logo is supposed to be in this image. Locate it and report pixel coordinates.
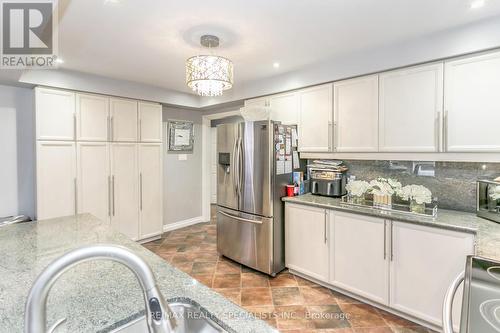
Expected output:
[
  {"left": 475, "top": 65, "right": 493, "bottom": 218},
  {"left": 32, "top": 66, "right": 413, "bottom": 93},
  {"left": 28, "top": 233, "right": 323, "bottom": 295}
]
[{"left": 1, "top": 0, "right": 58, "bottom": 68}]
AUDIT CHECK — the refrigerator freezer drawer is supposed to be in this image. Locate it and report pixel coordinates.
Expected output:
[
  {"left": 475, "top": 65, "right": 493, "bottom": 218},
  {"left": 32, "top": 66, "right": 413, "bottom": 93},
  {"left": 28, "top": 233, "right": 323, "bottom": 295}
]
[{"left": 216, "top": 206, "right": 274, "bottom": 275}]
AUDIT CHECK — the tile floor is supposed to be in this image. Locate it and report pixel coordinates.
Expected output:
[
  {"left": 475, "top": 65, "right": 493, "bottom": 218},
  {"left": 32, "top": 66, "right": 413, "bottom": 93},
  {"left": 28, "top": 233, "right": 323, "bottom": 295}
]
[{"left": 143, "top": 207, "right": 436, "bottom": 333}]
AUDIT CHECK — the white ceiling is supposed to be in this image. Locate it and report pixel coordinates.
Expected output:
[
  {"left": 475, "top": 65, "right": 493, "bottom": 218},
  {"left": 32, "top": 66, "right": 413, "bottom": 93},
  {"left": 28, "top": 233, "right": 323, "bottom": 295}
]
[{"left": 55, "top": 0, "right": 500, "bottom": 97}]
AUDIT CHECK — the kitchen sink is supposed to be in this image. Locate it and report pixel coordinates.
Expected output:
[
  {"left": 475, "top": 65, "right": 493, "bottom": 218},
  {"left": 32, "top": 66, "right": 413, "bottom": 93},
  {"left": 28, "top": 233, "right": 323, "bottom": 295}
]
[{"left": 110, "top": 299, "right": 229, "bottom": 333}]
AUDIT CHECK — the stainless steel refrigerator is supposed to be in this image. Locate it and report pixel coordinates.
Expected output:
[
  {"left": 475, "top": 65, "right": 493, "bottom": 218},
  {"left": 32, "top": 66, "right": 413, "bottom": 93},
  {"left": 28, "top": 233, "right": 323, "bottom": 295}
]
[{"left": 216, "top": 120, "right": 301, "bottom": 276}]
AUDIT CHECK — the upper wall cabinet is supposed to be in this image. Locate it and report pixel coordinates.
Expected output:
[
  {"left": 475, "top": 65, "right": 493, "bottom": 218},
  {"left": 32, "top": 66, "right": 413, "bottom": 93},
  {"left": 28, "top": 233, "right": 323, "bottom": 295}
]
[
  {"left": 36, "top": 88, "right": 76, "bottom": 141},
  {"left": 110, "top": 98, "right": 138, "bottom": 142},
  {"left": 269, "top": 92, "right": 299, "bottom": 125},
  {"left": 138, "top": 102, "right": 162, "bottom": 142},
  {"left": 333, "top": 75, "right": 379, "bottom": 152},
  {"left": 444, "top": 51, "right": 500, "bottom": 152},
  {"left": 76, "top": 93, "right": 109, "bottom": 141},
  {"left": 298, "top": 84, "right": 333, "bottom": 152},
  {"left": 379, "top": 63, "right": 443, "bottom": 152}
]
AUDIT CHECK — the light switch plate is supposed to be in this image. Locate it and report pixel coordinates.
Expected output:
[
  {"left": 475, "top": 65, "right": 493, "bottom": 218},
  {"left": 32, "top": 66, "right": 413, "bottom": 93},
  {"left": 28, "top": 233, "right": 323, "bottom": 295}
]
[{"left": 178, "top": 154, "right": 188, "bottom": 161}]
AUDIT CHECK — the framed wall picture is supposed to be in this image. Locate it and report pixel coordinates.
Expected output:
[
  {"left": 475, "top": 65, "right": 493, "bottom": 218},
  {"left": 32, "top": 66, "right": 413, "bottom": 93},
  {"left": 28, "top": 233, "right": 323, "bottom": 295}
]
[{"left": 168, "top": 120, "right": 194, "bottom": 152}]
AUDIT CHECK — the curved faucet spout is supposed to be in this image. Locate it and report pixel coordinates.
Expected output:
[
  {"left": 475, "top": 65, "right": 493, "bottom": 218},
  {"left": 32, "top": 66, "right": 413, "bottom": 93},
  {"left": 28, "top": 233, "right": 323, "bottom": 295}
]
[{"left": 24, "top": 244, "right": 176, "bottom": 333}]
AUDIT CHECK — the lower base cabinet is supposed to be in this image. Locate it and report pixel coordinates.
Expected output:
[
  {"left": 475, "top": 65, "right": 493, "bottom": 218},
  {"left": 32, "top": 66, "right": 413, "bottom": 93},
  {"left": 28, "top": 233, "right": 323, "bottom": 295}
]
[
  {"left": 390, "top": 221, "right": 474, "bottom": 328},
  {"left": 285, "top": 203, "right": 329, "bottom": 282},
  {"left": 329, "top": 212, "right": 389, "bottom": 305},
  {"left": 284, "top": 203, "right": 476, "bottom": 329}
]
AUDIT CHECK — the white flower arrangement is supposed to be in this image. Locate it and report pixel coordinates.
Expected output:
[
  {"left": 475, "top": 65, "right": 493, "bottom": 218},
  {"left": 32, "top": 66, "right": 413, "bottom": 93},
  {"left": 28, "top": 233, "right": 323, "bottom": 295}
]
[
  {"left": 397, "top": 184, "right": 432, "bottom": 205},
  {"left": 346, "top": 180, "right": 370, "bottom": 197},
  {"left": 369, "top": 178, "right": 402, "bottom": 196},
  {"left": 490, "top": 185, "right": 500, "bottom": 201}
]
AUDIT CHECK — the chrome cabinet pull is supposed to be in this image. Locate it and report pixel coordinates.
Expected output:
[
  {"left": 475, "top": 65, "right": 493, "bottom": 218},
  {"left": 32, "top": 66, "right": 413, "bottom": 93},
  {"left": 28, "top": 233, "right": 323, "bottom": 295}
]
[
  {"left": 324, "top": 211, "right": 328, "bottom": 244},
  {"left": 108, "top": 176, "right": 111, "bottom": 217},
  {"left": 328, "top": 121, "right": 333, "bottom": 151},
  {"left": 73, "top": 114, "right": 77, "bottom": 140},
  {"left": 139, "top": 173, "right": 143, "bottom": 211},
  {"left": 74, "top": 178, "right": 77, "bottom": 214},
  {"left": 218, "top": 210, "right": 263, "bottom": 224},
  {"left": 435, "top": 111, "right": 441, "bottom": 152},
  {"left": 383, "top": 220, "right": 387, "bottom": 260},
  {"left": 112, "top": 175, "right": 115, "bottom": 216},
  {"left": 443, "top": 110, "right": 448, "bottom": 152},
  {"left": 110, "top": 116, "right": 114, "bottom": 141},
  {"left": 390, "top": 221, "right": 394, "bottom": 261}
]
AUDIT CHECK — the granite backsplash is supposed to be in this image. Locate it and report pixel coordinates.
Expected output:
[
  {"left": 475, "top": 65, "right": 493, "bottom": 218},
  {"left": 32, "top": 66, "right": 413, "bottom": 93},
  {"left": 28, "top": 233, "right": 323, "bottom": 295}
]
[{"left": 325, "top": 160, "right": 500, "bottom": 213}]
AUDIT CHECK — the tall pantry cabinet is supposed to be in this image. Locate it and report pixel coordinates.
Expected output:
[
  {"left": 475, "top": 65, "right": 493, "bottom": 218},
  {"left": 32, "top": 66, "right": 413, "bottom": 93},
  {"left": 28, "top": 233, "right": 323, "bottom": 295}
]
[{"left": 35, "top": 87, "right": 163, "bottom": 242}]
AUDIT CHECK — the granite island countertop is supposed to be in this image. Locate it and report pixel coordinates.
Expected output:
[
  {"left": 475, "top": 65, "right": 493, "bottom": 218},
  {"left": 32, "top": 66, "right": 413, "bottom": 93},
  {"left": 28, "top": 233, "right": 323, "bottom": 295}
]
[
  {"left": 283, "top": 193, "right": 500, "bottom": 261},
  {"left": 0, "top": 214, "right": 276, "bottom": 333}
]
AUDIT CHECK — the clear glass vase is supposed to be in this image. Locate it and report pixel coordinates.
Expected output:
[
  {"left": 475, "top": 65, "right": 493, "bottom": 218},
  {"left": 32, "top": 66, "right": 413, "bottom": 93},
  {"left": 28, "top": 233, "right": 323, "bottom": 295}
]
[
  {"left": 410, "top": 200, "right": 426, "bottom": 214},
  {"left": 351, "top": 195, "right": 366, "bottom": 205}
]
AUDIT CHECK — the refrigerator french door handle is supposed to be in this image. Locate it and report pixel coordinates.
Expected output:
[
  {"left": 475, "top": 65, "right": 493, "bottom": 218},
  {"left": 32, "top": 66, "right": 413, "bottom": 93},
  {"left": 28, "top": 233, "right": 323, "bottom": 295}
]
[
  {"left": 218, "top": 210, "right": 263, "bottom": 224},
  {"left": 442, "top": 272, "right": 464, "bottom": 333},
  {"left": 238, "top": 137, "right": 244, "bottom": 199},
  {"left": 232, "top": 138, "right": 239, "bottom": 196}
]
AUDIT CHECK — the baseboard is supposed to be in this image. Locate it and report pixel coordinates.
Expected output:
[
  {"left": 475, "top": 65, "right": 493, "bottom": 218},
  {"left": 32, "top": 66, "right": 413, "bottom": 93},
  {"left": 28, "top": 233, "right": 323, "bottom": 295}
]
[{"left": 162, "top": 216, "right": 207, "bottom": 232}]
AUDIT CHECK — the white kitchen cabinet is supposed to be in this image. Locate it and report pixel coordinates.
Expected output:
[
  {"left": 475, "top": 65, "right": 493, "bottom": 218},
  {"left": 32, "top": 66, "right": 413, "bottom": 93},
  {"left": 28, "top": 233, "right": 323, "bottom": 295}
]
[
  {"left": 379, "top": 63, "right": 443, "bottom": 152},
  {"left": 138, "top": 143, "right": 163, "bottom": 239},
  {"left": 333, "top": 75, "right": 379, "bottom": 152},
  {"left": 76, "top": 93, "right": 109, "bottom": 141},
  {"left": 298, "top": 84, "right": 333, "bottom": 152},
  {"left": 110, "top": 98, "right": 138, "bottom": 142},
  {"left": 138, "top": 102, "right": 162, "bottom": 142},
  {"left": 389, "top": 221, "right": 475, "bottom": 327},
  {"left": 269, "top": 92, "right": 299, "bottom": 125},
  {"left": 244, "top": 96, "right": 269, "bottom": 107},
  {"left": 444, "top": 51, "right": 500, "bottom": 152},
  {"left": 76, "top": 142, "right": 110, "bottom": 223},
  {"left": 36, "top": 141, "right": 76, "bottom": 220},
  {"left": 330, "top": 211, "right": 389, "bottom": 305},
  {"left": 110, "top": 143, "right": 139, "bottom": 240},
  {"left": 285, "top": 203, "right": 329, "bottom": 282},
  {"left": 35, "top": 88, "right": 76, "bottom": 141}
]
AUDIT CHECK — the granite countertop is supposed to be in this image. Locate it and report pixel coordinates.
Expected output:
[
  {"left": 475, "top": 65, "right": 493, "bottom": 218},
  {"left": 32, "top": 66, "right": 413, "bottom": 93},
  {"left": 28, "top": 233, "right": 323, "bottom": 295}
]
[
  {"left": 283, "top": 193, "right": 500, "bottom": 261},
  {"left": 0, "top": 214, "right": 276, "bottom": 333}
]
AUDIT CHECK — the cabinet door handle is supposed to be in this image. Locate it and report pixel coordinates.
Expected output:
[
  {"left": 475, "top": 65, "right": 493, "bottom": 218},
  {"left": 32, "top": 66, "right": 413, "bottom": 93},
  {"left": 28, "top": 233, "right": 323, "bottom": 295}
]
[
  {"left": 383, "top": 220, "right": 387, "bottom": 260},
  {"left": 112, "top": 175, "right": 115, "bottom": 216},
  {"left": 73, "top": 114, "right": 77, "bottom": 140},
  {"left": 74, "top": 178, "right": 77, "bottom": 215},
  {"left": 108, "top": 176, "right": 111, "bottom": 217},
  {"left": 107, "top": 116, "right": 110, "bottom": 141},
  {"left": 110, "top": 116, "right": 114, "bottom": 141},
  {"left": 435, "top": 111, "right": 441, "bottom": 152},
  {"left": 324, "top": 211, "right": 328, "bottom": 244},
  {"left": 390, "top": 221, "right": 394, "bottom": 261},
  {"left": 139, "top": 173, "right": 143, "bottom": 211},
  {"left": 139, "top": 119, "right": 142, "bottom": 141},
  {"left": 328, "top": 121, "right": 333, "bottom": 151},
  {"left": 443, "top": 110, "right": 448, "bottom": 152}
]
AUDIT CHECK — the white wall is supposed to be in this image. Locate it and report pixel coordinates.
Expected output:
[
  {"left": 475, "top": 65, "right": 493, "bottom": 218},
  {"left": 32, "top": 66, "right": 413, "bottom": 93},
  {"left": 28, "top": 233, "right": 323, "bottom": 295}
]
[
  {"left": 0, "top": 85, "right": 35, "bottom": 218},
  {"left": 162, "top": 106, "right": 204, "bottom": 225}
]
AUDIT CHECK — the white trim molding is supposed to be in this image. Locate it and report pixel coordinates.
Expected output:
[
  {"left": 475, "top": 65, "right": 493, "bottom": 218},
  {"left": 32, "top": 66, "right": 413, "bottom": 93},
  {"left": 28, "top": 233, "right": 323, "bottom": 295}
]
[{"left": 162, "top": 215, "right": 207, "bottom": 233}]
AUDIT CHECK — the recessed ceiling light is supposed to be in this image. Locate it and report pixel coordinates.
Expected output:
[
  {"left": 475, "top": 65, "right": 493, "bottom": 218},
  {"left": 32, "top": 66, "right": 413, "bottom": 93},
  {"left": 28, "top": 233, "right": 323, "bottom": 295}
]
[
  {"left": 55, "top": 58, "right": 64, "bottom": 64},
  {"left": 470, "top": 0, "right": 485, "bottom": 9},
  {"left": 104, "top": 0, "right": 121, "bottom": 5},
  {"left": 273, "top": 62, "right": 280, "bottom": 69}
]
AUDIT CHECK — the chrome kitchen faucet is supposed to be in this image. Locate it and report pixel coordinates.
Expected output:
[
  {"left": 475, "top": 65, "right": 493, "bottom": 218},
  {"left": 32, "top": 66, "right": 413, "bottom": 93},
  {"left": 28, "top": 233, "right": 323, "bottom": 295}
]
[{"left": 24, "top": 244, "right": 177, "bottom": 333}]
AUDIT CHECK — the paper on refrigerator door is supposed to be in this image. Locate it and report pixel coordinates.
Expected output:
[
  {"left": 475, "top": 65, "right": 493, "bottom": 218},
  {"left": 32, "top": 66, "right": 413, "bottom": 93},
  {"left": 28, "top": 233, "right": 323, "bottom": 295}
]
[
  {"left": 285, "top": 160, "right": 292, "bottom": 173},
  {"left": 292, "top": 151, "right": 300, "bottom": 169},
  {"left": 276, "top": 161, "right": 285, "bottom": 175}
]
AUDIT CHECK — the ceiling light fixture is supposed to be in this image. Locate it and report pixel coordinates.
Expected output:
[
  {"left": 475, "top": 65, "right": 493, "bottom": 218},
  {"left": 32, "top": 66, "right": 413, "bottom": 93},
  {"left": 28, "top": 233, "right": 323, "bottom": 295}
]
[
  {"left": 470, "top": 0, "right": 485, "bottom": 9},
  {"left": 186, "top": 35, "right": 234, "bottom": 97},
  {"left": 55, "top": 57, "right": 64, "bottom": 64},
  {"left": 273, "top": 62, "right": 280, "bottom": 69}
]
